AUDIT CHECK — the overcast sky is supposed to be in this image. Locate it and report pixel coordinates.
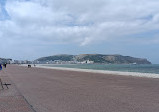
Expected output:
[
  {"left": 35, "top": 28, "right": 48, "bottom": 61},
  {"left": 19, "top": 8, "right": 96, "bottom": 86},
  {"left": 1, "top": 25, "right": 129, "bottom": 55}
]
[{"left": 0, "top": 0, "right": 159, "bottom": 63}]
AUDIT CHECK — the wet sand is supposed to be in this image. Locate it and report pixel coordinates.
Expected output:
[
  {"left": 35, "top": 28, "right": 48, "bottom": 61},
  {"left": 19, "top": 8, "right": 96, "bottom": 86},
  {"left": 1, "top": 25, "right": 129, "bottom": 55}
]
[{"left": 5, "top": 65, "right": 159, "bottom": 112}]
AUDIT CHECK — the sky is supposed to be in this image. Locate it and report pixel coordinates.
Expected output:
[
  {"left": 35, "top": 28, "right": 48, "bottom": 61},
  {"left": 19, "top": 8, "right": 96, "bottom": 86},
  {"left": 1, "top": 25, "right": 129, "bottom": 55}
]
[{"left": 0, "top": 0, "right": 159, "bottom": 63}]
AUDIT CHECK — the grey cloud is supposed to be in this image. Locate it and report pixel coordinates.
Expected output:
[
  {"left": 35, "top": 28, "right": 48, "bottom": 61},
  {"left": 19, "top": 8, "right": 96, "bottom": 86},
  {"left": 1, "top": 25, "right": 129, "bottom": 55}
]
[{"left": 1, "top": 0, "right": 159, "bottom": 47}]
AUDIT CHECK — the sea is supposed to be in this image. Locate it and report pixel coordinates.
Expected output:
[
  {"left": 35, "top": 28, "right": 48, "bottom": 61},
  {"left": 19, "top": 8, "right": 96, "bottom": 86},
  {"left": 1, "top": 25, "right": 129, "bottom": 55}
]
[{"left": 42, "top": 64, "right": 159, "bottom": 74}]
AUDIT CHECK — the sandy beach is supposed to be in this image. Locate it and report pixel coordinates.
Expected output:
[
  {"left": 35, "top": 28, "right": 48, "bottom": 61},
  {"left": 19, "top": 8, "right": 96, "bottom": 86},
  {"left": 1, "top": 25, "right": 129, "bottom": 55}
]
[
  {"left": 35, "top": 64, "right": 159, "bottom": 79},
  {"left": 4, "top": 65, "right": 159, "bottom": 112}
]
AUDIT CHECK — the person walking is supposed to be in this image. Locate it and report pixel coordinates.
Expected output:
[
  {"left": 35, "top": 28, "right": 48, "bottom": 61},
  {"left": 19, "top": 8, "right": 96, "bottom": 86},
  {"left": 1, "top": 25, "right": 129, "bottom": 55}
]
[
  {"left": 3, "top": 63, "right": 7, "bottom": 68},
  {"left": 0, "top": 64, "right": 2, "bottom": 71}
]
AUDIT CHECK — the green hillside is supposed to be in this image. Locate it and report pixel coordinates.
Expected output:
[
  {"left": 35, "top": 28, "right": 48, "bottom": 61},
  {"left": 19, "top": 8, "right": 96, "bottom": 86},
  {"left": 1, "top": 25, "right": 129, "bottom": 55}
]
[{"left": 36, "top": 54, "right": 151, "bottom": 64}]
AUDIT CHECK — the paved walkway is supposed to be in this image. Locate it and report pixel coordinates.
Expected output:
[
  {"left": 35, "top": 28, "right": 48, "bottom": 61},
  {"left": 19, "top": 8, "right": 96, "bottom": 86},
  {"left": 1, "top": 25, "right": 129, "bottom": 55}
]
[
  {"left": 4, "top": 65, "right": 159, "bottom": 112},
  {"left": 0, "top": 69, "right": 35, "bottom": 112}
]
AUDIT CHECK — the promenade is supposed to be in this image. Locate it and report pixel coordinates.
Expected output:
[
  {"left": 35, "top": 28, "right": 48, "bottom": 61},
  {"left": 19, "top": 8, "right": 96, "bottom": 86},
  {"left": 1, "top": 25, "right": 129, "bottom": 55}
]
[
  {"left": 2, "top": 65, "right": 159, "bottom": 112},
  {"left": 0, "top": 67, "right": 34, "bottom": 112}
]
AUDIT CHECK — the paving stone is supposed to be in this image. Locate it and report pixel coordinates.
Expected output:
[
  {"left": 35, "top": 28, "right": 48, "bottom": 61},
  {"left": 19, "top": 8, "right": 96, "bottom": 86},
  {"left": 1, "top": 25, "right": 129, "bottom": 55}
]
[{"left": 0, "top": 70, "right": 34, "bottom": 112}]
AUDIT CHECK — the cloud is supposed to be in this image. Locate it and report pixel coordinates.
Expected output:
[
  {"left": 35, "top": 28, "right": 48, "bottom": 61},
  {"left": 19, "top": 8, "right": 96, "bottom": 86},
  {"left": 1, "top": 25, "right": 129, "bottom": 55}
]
[{"left": 0, "top": 0, "right": 159, "bottom": 54}]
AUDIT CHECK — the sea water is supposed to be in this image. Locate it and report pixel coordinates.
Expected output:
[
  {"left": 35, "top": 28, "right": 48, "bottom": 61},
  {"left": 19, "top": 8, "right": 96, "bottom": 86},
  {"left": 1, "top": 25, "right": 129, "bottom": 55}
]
[{"left": 42, "top": 64, "right": 159, "bottom": 74}]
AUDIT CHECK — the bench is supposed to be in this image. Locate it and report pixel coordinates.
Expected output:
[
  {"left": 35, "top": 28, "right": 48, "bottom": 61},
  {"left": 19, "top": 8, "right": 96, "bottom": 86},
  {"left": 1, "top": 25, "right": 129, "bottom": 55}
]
[{"left": 0, "top": 78, "right": 11, "bottom": 89}]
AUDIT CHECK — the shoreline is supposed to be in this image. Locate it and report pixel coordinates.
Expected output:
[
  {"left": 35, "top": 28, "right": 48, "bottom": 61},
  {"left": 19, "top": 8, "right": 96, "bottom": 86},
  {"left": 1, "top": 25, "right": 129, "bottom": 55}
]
[{"left": 31, "top": 64, "right": 159, "bottom": 79}]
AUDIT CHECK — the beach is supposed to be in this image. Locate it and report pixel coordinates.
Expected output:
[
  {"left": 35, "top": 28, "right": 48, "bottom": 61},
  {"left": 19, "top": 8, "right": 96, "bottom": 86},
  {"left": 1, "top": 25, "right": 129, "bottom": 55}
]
[
  {"left": 3, "top": 65, "right": 159, "bottom": 112},
  {"left": 36, "top": 64, "right": 159, "bottom": 79}
]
